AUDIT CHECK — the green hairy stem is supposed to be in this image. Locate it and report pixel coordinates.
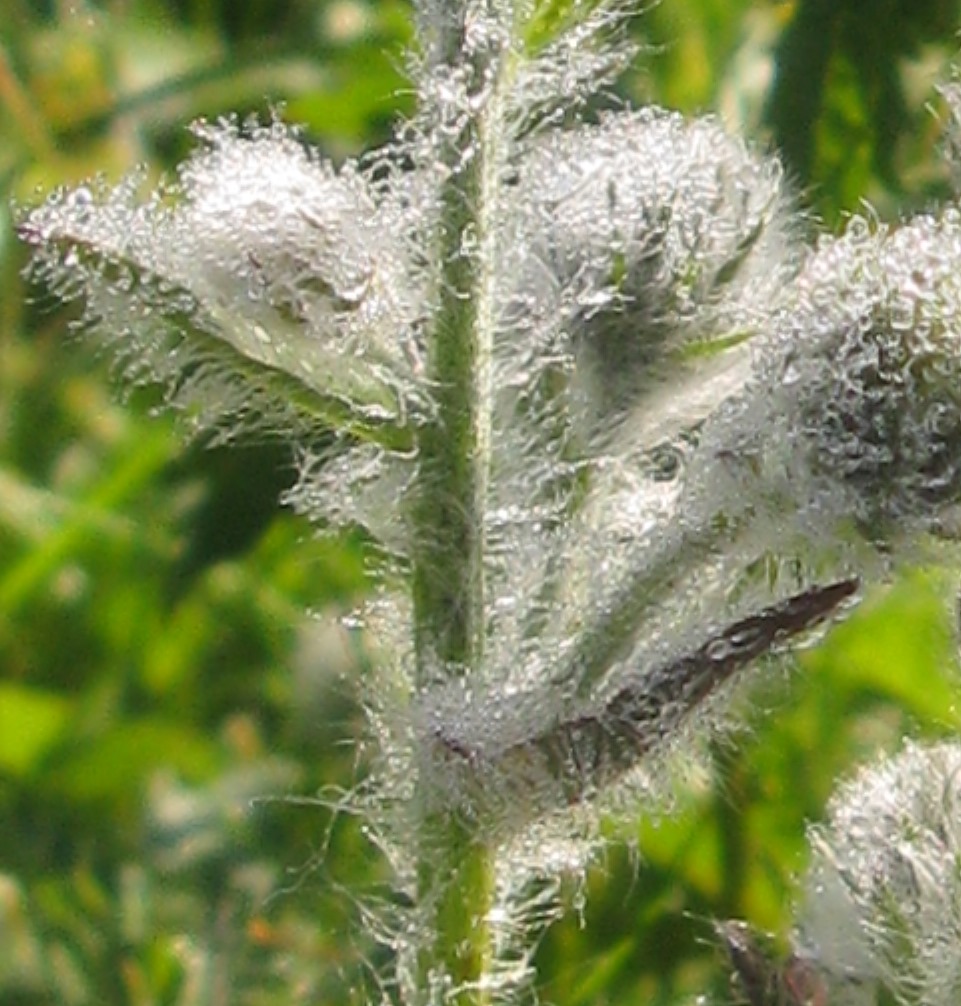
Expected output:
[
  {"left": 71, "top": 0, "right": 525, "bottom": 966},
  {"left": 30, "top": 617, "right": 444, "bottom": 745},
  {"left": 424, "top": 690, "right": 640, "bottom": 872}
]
[{"left": 410, "top": 9, "right": 517, "bottom": 1002}]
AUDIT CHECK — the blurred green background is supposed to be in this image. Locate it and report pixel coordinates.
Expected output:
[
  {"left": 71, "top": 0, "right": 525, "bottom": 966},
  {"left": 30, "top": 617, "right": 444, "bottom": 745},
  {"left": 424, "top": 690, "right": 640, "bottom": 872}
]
[{"left": 2, "top": 1, "right": 961, "bottom": 1003}]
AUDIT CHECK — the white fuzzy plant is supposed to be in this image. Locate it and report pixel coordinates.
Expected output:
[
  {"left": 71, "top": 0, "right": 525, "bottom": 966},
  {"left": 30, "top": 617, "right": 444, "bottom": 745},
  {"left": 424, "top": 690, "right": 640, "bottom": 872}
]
[{"left": 18, "top": 1, "right": 961, "bottom": 1004}]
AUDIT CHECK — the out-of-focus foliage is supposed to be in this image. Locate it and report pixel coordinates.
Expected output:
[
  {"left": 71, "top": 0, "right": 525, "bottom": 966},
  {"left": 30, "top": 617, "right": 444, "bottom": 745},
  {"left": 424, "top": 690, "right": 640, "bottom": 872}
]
[{"left": 2, "top": 2, "right": 961, "bottom": 1004}]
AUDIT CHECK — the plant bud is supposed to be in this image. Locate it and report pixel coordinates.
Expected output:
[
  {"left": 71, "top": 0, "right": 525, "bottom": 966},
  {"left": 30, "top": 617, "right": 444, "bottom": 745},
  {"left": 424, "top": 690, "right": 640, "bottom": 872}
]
[
  {"left": 766, "top": 212, "right": 961, "bottom": 536},
  {"left": 19, "top": 119, "right": 418, "bottom": 437},
  {"left": 797, "top": 741, "right": 961, "bottom": 1006},
  {"left": 510, "top": 108, "right": 795, "bottom": 418}
]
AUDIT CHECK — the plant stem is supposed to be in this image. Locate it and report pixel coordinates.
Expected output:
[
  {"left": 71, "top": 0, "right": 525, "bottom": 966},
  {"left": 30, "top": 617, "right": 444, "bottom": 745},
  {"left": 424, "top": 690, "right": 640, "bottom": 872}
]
[
  {"left": 410, "top": 7, "right": 516, "bottom": 1003},
  {"left": 411, "top": 45, "right": 500, "bottom": 683},
  {"left": 416, "top": 813, "right": 496, "bottom": 1006}
]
